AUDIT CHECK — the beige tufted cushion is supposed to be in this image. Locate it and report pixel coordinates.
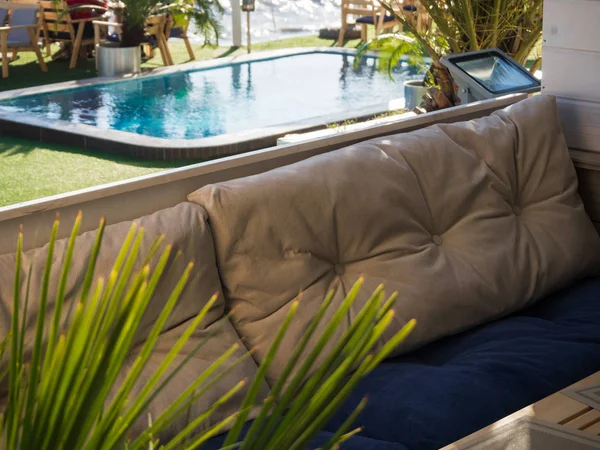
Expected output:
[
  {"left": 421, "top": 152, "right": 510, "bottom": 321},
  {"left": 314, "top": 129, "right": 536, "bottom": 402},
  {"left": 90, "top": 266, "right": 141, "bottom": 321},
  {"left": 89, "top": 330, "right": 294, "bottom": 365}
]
[
  {"left": 0, "top": 202, "right": 267, "bottom": 435},
  {"left": 0, "top": 202, "right": 223, "bottom": 347},
  {"left": 118, "top": 317, "right": 269, "bottom": 438},
  {"left": 188, "top": 95, "right": 600, "bottom": 384}
]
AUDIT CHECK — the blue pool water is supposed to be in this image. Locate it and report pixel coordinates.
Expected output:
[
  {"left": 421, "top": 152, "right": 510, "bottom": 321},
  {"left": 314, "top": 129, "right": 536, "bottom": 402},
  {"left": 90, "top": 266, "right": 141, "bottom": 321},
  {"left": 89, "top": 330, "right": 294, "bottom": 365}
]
[{"left": 0, "top": 52, "right": 422, "bottom": 140}]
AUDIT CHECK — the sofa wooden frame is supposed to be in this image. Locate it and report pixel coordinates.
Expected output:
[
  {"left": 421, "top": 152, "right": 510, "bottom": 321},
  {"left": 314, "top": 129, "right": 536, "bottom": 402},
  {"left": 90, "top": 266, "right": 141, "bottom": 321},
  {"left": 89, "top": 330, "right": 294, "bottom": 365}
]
[{"left": 0, "top": 93, "right": 598, "bottom": 254}]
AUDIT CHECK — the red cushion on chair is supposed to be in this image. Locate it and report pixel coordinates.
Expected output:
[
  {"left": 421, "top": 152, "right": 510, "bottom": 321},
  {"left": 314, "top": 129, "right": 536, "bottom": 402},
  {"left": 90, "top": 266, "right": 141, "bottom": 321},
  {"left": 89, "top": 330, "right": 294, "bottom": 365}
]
[{"left": 66, "top": 0, "right": 107, "bottom": 20}]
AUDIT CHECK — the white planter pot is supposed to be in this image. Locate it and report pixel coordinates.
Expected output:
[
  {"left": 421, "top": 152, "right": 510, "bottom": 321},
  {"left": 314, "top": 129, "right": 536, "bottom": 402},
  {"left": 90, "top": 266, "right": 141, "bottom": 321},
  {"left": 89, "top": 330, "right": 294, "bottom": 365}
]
[
  {"left": 404, "top": 80, "right": 429, "bottom": 110},
  {"left": 96, "top": 44, "right": 141, "bottom": 77}
]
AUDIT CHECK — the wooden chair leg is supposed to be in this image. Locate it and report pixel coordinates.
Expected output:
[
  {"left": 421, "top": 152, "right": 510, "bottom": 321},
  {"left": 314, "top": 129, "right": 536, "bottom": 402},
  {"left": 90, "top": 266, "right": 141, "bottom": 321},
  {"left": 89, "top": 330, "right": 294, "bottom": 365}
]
[
  {"left": 1, "top": 33, "right": 8, "bottom": 78},
  {"left": 165, "top": 37, "right": 173, "bottom": 65},
  {"left": 161, "top": 35, "right": 173, "bottom": 65},
  {"left": 43, "top": 26, "right": 51, "bottom": 56},
  {"left": 69, "top": 23, "right": 85, "bottom": 69},
  {"left": 157, "top": 37, "right": 168, "bottom": 66},
  {"left": 183, "top": 35, "right": 194, "bottom": 60},
  {"left": 156, "top": 39, "right": 165, "bottom": 65},
  {"left": 375, "top": 14, "right": 383, "bottom": 37},
  {"left": 337, "top": 15, "right": 346, "bottom": 46},
  {"left": 144, "top": 43, "right": 154, "bottom": 59},
  {"left": 28, "top": 28, "right": 47, "bottom": 72},
  {"left": 360, "top": 23, "right": 367, "bottom": 42},
  {"left": 94, "top": 23, "right": 101, "bottom": 47}
]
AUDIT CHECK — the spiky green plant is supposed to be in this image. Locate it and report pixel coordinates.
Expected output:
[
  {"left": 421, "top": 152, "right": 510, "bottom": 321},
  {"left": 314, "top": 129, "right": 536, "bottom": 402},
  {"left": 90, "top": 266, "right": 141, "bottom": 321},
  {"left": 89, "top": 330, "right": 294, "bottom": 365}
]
[
  {"left": 378, "top": 0, "right": 543, "bottom": 68},
  {"left": 0, "top": 213, "right": 415, "bottom": 449},
  {"left": 355, "top": 33, "right": 426, "bottom": 79},
  {"left": 355, "top": 0, "right": 542, "bottom": 109}
]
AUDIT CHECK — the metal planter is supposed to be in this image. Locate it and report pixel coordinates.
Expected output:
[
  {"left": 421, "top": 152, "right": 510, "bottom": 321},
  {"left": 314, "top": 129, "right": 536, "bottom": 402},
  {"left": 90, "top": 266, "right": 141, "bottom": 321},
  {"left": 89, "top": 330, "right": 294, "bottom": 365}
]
[{"left": 96, "top": 44, "right": 141, "bottom": 77}]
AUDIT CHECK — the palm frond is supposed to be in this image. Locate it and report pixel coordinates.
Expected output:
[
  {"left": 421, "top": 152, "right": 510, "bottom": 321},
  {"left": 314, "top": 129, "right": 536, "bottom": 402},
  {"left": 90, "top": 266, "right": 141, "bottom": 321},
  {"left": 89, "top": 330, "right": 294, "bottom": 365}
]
[{"left": 376, "top": 0, "right": 542, "bottom": 67}]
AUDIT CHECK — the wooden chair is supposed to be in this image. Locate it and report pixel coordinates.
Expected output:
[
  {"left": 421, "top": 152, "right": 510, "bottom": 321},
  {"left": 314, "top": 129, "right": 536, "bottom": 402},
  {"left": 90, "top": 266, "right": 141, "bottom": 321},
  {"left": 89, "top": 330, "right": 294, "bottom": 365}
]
[
  {"left": 414, "top": 1, "right": 432, "bottom": 33},
  {"left": 337, "top": 0, "right": 430, "bottom": 46},
  {"left": 93, "top": 14, "right": 173, "bottom": 66},
  {"left": 0, "top": 2, "right": 47, "bottom": 78},
  {"left": 338, "top": 0, "right": 377, "bottom": 46},
  {"left": 9, "top": 0, "right": 52, "bottom": 55},
  {"left": 396, "top": 0, "right": 431, "bottom": 34},
  {"left": 38, "top": 0, "right": 102, "bottom": 69},
  {"left": 165, "top": 14, "right": 194, "bottom": 60},
  {"left": 370, "top": 0, "right": 431, "bottom": 37}
]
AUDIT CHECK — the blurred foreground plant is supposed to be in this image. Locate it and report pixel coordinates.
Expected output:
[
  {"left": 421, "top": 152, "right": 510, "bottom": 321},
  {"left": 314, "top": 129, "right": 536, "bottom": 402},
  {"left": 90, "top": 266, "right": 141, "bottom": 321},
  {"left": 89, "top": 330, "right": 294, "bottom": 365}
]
[{"left": 0, "top": 214, "right": 415, "bottom": 449}]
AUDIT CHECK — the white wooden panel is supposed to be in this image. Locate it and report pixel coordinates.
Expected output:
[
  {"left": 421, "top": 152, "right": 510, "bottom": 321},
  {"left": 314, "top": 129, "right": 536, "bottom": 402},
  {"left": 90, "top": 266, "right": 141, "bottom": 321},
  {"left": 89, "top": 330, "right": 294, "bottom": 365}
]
[
  {"left": 556, "top": 97, "right": 600, "bottom": 152},
  {"left": 543, "top": 48, "right": 600, "bottom": 102},
  {"left": 544, "top": 0, "right": 600, "bottom": 52}
]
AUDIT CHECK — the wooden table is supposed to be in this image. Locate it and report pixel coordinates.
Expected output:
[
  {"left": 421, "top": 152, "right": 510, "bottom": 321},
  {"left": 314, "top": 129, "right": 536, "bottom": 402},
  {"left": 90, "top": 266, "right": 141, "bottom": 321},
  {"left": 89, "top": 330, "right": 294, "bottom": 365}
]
[{"left": 443, "top": 371, "right": 600, "bottom": 449}]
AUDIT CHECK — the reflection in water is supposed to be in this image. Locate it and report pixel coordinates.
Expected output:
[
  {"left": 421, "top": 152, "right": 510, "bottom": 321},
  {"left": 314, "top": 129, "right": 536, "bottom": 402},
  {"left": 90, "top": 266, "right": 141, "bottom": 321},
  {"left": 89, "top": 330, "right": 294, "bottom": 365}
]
[
  {"left": 232, "top": 63, "right": 242, "bottom": 92},
  {"left": 245, "top": 64, "right": 254, "bottom": 100},
  {"left": 0, "top": 53, "right": 424, "bottom": 139},
  {"left": 231, "top": 63, "right": 255, "bottom": 102}
]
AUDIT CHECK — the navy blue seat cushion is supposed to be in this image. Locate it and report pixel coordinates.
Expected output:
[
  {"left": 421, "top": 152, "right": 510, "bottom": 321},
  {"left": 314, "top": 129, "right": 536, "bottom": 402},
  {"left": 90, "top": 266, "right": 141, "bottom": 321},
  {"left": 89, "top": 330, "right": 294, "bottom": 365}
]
[
  {"left": 324, "top": 277, "right": 600, "bottom": 449},
  {"left": 201, "top": 422, "right": 409, "bottom": 450},
  {"left": 202, "top": 278, "right": 600, "bottom": 449},
  {"left": 403, "top": 4, "right": 418, "bottom": 11},
  {"left": 356, "top": 14, "right": 395, "bottom": 24}
]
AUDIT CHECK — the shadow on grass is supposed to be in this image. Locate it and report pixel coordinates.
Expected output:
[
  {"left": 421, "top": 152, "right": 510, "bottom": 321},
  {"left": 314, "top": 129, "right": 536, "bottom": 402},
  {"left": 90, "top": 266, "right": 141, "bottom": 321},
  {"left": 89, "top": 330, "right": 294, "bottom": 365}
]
[
  {"left": 0, "top": 144, "right": 34, "bottom": 157},
  {"left": 0, "top": 136, "right": 203, "bottom": 169},
  {"left": 217, "top": 46, "right": 239, "bottom": 58},
  {"left": 0, "top": 58, "right": 98, "bottom": 92}
]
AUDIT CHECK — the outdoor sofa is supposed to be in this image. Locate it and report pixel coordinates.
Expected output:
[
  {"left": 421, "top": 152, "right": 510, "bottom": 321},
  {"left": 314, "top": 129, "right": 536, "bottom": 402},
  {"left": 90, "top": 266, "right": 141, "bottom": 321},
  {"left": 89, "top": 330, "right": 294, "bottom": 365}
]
[{"left": 2, "top": 94, "right": 600, "bottom": 449}]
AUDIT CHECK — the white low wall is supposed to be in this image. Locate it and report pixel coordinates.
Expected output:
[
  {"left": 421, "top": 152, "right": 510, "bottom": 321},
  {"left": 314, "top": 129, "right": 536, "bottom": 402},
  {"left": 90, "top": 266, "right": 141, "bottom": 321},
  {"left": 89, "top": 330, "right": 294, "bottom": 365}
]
[
  {"left": 0, "top": 94, "right": 526, "bottom": 254},
  {"left": 543, "top": 0, "right": 600, "bottom": 154}
]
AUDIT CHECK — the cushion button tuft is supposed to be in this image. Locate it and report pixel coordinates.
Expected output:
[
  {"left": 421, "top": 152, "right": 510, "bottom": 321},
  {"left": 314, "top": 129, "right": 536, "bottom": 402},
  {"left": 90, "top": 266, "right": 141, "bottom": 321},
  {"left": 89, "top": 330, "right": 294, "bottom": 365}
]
[
  {"left": 432, "top": 235, "right": 442, "bottom": 246},
  {"left": 513, "top": 206, "right": 522, "bottom": 216},
  {"left": 334, "top": 264, "right": 345, "bottom": 275}
]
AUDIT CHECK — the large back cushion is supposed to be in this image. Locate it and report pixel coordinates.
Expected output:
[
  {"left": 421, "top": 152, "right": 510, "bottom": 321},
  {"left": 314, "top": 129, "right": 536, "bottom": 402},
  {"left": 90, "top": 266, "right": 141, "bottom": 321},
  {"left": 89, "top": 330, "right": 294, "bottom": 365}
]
[
  {"left": 0, "top": 202, "right": 222, "bottom": 344},
  {"left": 188, "top": 95, "right": 600, "bottom": 384},
  {"left": 0, "top": 202, "right": 268, "bottom": 436}
]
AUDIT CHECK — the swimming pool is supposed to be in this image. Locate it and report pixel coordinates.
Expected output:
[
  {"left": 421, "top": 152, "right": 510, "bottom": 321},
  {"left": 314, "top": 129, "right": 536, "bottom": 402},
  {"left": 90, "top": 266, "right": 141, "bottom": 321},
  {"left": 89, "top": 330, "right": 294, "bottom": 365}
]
[{"left": 0, "top": 49, "right": 423, "bottom": 160}]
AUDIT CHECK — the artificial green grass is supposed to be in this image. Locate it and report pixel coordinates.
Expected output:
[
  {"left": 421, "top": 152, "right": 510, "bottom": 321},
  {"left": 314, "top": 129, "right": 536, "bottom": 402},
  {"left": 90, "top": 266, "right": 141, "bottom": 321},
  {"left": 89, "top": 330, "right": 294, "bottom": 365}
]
[
  {"left": 0, "top": 137, "right": 195, "bottom": 206},
  {"left": 0, "top": 36, "right": 362, "bottom": 208}
]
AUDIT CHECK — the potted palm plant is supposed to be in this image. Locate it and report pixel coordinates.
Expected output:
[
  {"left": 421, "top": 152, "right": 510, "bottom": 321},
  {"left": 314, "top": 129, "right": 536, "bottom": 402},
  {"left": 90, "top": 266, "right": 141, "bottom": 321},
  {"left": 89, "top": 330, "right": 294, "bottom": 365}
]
[
  {"left": 357, "top": 0, "right": 543, "bottom": 111},
  {"left": 96, "top": 0, "right": 223, "bottom": 76}
]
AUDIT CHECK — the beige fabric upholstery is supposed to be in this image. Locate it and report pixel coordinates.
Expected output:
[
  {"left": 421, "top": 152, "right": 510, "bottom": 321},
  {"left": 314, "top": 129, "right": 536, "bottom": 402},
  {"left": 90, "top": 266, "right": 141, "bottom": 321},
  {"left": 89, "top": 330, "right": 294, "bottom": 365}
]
[
  {"left": 0, "top": 202, "right": 267, "bottom": 434},
  {"left": 0, "top": 202, "right": 222, "bottom": 347},
  {"left": 118, "top": 317, "right": 269, "bottom": 438},
  {"left": 188, "top": 95, "right": 600, "bottom": 384}
]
